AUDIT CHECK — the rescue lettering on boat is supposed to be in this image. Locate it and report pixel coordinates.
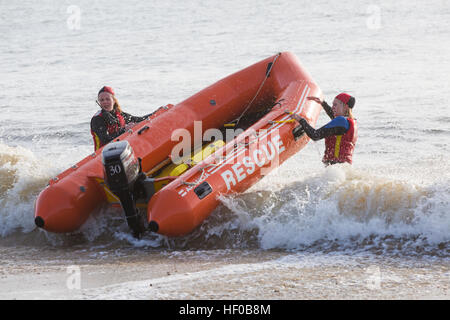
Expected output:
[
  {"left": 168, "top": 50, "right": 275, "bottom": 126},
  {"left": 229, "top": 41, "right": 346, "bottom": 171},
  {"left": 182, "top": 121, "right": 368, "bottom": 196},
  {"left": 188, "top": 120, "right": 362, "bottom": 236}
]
[{"left": 220, "top": 134, "right": 285, "bottom": 191}]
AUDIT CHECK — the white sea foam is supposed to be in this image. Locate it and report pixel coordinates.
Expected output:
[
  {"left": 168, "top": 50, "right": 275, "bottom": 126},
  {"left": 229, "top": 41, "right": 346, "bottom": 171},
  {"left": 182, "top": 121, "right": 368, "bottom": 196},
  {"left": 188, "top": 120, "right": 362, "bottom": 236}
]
[
  {"left": 217, "top": 164, "right": 449, "bottom": 253},
  {"left": 0, "top": 143, "right": 52, "bottom": 237}
]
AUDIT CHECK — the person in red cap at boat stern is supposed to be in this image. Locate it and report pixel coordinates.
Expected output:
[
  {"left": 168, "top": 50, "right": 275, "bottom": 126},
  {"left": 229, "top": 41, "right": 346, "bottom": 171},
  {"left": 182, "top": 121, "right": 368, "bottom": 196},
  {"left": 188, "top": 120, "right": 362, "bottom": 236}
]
[
  {"left": 90, "top": 86, "right": 153, "bottom": 151},
  {"left": 290, "top": 93, "right": 357, "bottom": 165}
]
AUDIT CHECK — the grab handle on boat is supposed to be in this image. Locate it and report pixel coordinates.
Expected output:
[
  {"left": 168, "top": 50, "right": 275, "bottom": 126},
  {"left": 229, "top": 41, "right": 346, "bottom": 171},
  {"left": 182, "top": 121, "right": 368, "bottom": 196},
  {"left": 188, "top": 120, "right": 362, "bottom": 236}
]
[{"left": 138, "top": 125, "right": 150, "bottom": 135}]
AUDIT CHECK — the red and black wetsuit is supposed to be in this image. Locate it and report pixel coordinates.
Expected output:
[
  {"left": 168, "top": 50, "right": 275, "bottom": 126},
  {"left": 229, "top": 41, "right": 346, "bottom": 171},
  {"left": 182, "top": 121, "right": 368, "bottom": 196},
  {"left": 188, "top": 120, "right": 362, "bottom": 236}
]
[
  {"left": 90, "top": 109, "right": 147, "bottom": 151},
  {"left": 297, "top": 101, "right": 358, "bottom": 165}
]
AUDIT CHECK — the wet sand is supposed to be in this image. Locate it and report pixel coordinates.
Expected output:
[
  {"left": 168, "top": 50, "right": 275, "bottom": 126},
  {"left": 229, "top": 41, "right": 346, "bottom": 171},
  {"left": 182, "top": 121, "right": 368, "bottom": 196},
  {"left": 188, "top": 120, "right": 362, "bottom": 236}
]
[{"left": 1, "top": 246, "right": 448, "bottom": 300}]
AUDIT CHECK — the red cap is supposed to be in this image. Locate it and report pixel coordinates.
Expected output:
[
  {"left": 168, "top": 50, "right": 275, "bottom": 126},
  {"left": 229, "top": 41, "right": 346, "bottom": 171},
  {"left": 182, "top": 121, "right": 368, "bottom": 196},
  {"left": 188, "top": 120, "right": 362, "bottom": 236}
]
[
  {"left": 335, "top": 93, "right": 355, "bottom": 108},
  {"left": 98, "top": 86, "right": 115, "bottom": 96}
]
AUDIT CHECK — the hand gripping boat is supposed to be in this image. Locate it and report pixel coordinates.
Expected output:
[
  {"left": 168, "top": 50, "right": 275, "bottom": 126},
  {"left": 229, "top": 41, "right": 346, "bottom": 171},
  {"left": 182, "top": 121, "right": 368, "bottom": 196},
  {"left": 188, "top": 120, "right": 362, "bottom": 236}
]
[{"left": 34, "top": 52, "right": 323, "bottom": 238}]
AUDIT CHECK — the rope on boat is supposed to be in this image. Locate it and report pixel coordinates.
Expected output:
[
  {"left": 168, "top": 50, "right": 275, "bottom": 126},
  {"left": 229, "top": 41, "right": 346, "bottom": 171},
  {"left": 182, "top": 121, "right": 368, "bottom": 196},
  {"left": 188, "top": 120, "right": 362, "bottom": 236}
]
[
  {"left": 268, "top": 119, "right": 296, "bottom": 124},
  {"left": 225, "top": 52, "right": 282, "bottom": 128},
  {"left": 180, "top": 163, "right": 219, "bottom": 187},
  {"left": 179, "top": 57, "right": 290, "bottom": 189}
]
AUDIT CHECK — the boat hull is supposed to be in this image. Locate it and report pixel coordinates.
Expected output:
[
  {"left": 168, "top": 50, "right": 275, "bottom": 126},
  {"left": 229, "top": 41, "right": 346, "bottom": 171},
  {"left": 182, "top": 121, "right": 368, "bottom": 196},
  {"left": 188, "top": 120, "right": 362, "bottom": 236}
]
[{"left": 34, "top": 52, "right": 322, "bottom": 236}]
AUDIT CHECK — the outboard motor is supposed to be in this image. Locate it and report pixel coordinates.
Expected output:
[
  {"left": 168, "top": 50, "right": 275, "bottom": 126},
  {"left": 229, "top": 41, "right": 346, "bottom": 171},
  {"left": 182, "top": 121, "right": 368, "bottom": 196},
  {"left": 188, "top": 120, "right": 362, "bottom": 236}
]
[{"left": 102, "top": 141, "right": 154, "bottom": 238}]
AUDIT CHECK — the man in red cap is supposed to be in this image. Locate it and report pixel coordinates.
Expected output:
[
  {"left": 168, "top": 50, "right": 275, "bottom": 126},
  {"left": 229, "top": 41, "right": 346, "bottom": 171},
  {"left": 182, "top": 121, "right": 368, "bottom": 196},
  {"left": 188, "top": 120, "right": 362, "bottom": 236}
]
[
  {"left": 90, "top": 86, "right": 152, "bottom": 151},
  {"left": 290, "top": 93, "right": 358, "bottom": 165}
]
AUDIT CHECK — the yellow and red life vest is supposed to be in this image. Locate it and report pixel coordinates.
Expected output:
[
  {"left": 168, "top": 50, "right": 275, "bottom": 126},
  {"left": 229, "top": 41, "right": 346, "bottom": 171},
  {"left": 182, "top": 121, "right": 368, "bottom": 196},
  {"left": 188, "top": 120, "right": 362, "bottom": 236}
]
[{"left": 323, "top": 118, "right": 357, "bottom": 164}]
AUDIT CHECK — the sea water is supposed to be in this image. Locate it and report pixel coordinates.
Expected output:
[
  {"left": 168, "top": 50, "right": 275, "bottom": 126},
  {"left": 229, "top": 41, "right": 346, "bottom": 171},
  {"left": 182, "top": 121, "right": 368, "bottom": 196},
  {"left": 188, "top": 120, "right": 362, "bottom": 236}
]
[{"left": 0, "top": 0, "right": 449, "bottom": 299}]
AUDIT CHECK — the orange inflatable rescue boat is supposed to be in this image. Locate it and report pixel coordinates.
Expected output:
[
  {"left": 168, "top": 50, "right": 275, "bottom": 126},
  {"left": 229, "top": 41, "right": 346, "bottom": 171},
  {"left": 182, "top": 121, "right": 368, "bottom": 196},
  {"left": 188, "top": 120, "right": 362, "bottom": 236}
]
[{"left": 34, "top": 52, "right": 323, "bottom": 238}]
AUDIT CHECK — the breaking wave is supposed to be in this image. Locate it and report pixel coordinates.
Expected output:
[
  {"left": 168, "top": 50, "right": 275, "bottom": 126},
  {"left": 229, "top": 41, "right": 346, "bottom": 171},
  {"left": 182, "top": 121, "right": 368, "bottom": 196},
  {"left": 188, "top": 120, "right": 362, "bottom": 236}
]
[
  {"left": 214, "top": 165, "right": 449, "bottom": 256},
  {"left": 0, "top": 143, "right": 51, "bottom": 237},
  {"left": 1, "top": 143, "right": 448, "bottom": 257}
]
